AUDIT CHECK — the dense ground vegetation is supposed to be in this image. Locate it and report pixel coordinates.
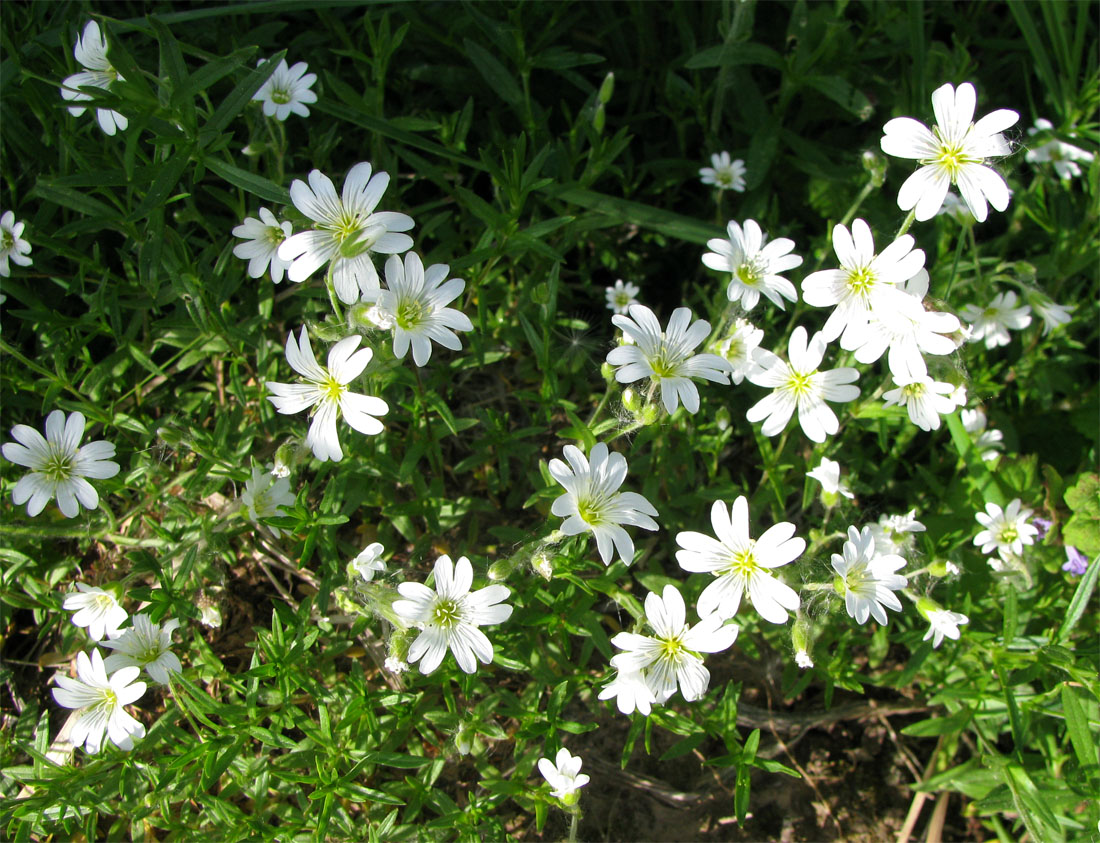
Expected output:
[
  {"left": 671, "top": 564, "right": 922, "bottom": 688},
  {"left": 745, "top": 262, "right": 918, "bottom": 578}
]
[{"left": 1, "top": 1, "right": 1097, "bottom": 840}]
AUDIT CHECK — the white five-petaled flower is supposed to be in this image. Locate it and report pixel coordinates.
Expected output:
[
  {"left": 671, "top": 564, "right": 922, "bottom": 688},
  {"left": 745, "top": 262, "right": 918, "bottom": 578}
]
[
  {"left": 59, "top": 21, "right": 127, "bottom": 136},
  {"left": 699, "top": 151, "right": 746, "bottom": 192},
  {"left": 393, "top": 555, "right": 512, "bottom": 675},
  {"left": 880, "top": 81, "right": 1019, "bottom": 222},
  {"left": 278, "top": 162, "right": 415, "bottom": 304},
  {"left": 960, "top": 408, "right": 1003, "bottom": 461},
  {"left": 806, "top": 457, "right": 855, "bottom": 502},
  {"left": 52, "top": 649, "right": 146, "bottom": 754},
  {"left": 607, "top": 304, "right": 732, "bottom": 415},
  {"left": 232, "top": 208, "right": 294, "bottom": 282},
  {"left": 868, "top": 510, "right": 926, "bottom": 555},
  {"left": 960, "top": 291, "right": 1032, "bottom": 349},
  {"left": 847, "top": 270, "right": 961, "bottom": 380},
  {"left": 676, "top": 497, "right": 804, "bottom": 624},
  {"left": 716, "top": 318, "right": 765, "bottom": 385},
  {"left": 973, "top": 499, "right": 1039, "bottom": 561},
  {"left": 746, "top": 327, "right": 860, "bottom": 443},
  {"left": 538, "top": 748, "right": 591, "bottom": 803},
  {"left": 241, "top": 465, "right": 295, "bottom": 537},
  {"left": 2, "top": 410, "right": 120, "bottom": 518},
  {"left": 252, "top": 58, "right": 317, "bottom": 121},
  {"left": 610, "top": 584, "right": 739, "bottom": 705},
  {"left": 352, "top": 542, "right": 386, "bottom": 582},
  {"left": 1030, "top": 297, "right": 1074, "bottom": 335},
  {"left": 830, "top": 526, "right": 907, "bottom": 625},
  {"left": 598, "top": 668, "right": 657, "bottom": 716},
  {"left": 1025, "top": 118, "right": 1095, "bottom": 181},
  {"left": 605, "top": 279, "right": 640, "bottom": 314},
  {"left": 801, "top": 219, "right": 925, "bottom": 346},
  {"left": 62, "top": 583, "right": 128, "bottom": 642},
  {"left": 882, "top": 374, "right": 957, "bottom": 431},
  {"left": 920, "top": 603, "right": 969, "bottom": 649},
  {"left": 102, "top": 615, "right": 182, "bottom": 684},
  {"left": 0, "top": 210, "right": 32, "bottom": 277},
  {"left": 266, "top": 328, "right": 388, "bottom": 462},
  {"left": 548, "top": 442, "right": 659, "bottom": 567},
  {"left": 702, "top": 219, "right": 802, "bottom": 311},
  {"left": 366, "top": 252, "right": 473, "bottom": 366}
]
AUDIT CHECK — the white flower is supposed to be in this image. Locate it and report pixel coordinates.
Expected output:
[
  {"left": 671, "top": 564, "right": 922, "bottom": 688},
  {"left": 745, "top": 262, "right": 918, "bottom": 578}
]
[
  {"left": 278, "top": 162, "right": 415, "bottom": 304},
  {"left": 252, "top": 58, "right": 317, "bottom": 121},
  {"left": 702, "top": 219, "right": 802, "bottom": 311},
  {"left": 960, "top": 408, "right": 1003, "bottom": 461},
  {"left": 606, "top": 279, "right": 640, "bottom": 314},
  {"left": 548, "top": 442, "right": 659, "bottom": 567},
  {"left": 801, "top": 219, "right": 925, "bottom": 346},
  {"left": 538, "top": 748, "right": 590, "bottom": 802},
  {"left": 610, "top": 584, "right": 738, "bottom": 704},
  {"left": 352, "top": 542, "right": 386, "bottom": 582},
  {"left": 62, "top": 583, "right": 127, "bottom": 642},
  {"left": 806, "top": 457, "right": 855, "bottom": 501},
  {"left": 716, "top": 319, "right": 765, "bottom": 385},
  {"left": 880, "top": 81, "right": 1018, "bottom": 222},
  {"left": 960, "top": 291, "right": 1032, "bottom": 349},
  {"left": 1030, "top": 298, "right": 1074, "bottom": 335},
  {"left": 102, "top": 615, "right": 182, "bottom": 684},
  {"left": 869, "top": 510, "right": 926, "bottom": 555},
  {"left": 882, "top": 374, "right": 957, "bottom": 431},
  {"left": 52, "top": 649, "right": 146, "bottom": 754},
  {"left": 1026, "top": 118, "right": 1095, "bottom": 180},
  {"left": 598, "top": 668, "right": 656, "bottom": 716},
  {"left": 59, "top": 21, "right": 127, "bottom": 136},
  {"left": 922, "top": 607, "right": 969, "bottom": 649},
  {"left": 2, "top": 410, "right": 120, "bottom": 518},
  {"left": 830, "top": 526, "right": 907, "bottom": 625},
  {"left": 393, "top": 555, "right": 512, "bottom": 675},
  {"left": 383, "top": 656, "right": 408, "bottom": 674},
  {"left": 699, "top": 151, "right": 746, "bottom": 191},
  {"left": 266, "top": 328, "right": 388, "bottom": 462},
  {"left": 795, "top": 649, "right": 814, "bottom": 669},
  {"left": 676, "top": 497, "right": 804, "bottom": 623},
  {"left": 847, "top": 270, "right": 961, "bottom": 380},
  {"left": 606, "top": 304, "right": 732, "bottom": 414},
  {"left": 944, "top": 561, "right": 960, "bottom": 576},
  {"left": 241, "top": 465, "right": 295, "bottom": 537},
  {"left": 746, "top": 327, "right": 860, "bottom": 443},
  {"left": 973, "top": 499, "right": 1039, "bottom": 561},
  {"left": 369, "top": 252, "right": 472, "bottom": 366},
  {"left": 198, "top": 602, "right": 222, "bottom": 629},
  {"left": 232, "top": 208, "right": 294, "bottom": 282},
  {"left": 0, "top": 210, "right": 32, "bottom": 276}
]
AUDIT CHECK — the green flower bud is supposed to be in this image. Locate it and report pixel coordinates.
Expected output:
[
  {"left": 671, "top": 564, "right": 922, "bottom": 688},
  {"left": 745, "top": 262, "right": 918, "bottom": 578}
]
[
  {"left": 592, "top": 101, "right": 606, "bottom": 133},
  {"left": 598, "top": 72, "right": 615, "bottom": 104},
  {"left": 715, "top": 406, "right": 731, "bottom": 432},
  {"left": 600, "top": 362, "right": 616, "bottom": 383},
  {"left": 861, "top": 149, "right": 887, "bottom": 187}
]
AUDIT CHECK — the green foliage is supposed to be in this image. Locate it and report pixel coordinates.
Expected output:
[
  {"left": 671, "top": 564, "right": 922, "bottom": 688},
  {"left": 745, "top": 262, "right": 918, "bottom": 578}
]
[{"left": 1, "top": 2, "right": 1097, "bottom": 841}]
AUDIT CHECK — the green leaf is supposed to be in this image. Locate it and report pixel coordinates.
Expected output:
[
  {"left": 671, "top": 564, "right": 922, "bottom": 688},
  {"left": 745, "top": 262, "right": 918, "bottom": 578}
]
[
  {"left": 1057, "top": 546, "right": 1099, "bottom": 644},
  {"left": 803, "top": 74, "right": 873, "bottom": 120},
  {"left": 205, "top": 158, "right": 291, "bottom": 205},
  {"left": 901, "top": 706, "right": 972, "bottom": 737},
  {"left": 462, "top": 38, "right": 523, "bottom": 106},
  {"left": 1060, "top": 684, "right": 1095, "bottom": 770},
  {"left": 1063, "top": 473, "right": 1100, "bottom": 554},
  {"left": 685, "top": 42, "right": 783, "bottom": 70}
]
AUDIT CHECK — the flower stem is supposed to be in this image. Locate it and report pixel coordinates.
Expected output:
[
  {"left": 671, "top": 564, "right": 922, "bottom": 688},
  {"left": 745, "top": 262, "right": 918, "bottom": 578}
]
[
  {"left": 894, "top": 207, "right": 918, "bottom": 239},
  {"left": 325, "top": 266, "right": 345, "bottom": 323},
  {"left": 568, "top": 809, "right": 579, "bottom": 843},
  {"left": 838, "top": 178, "right": 877, "bottom": 230},
  {"left": 942, "top": 222, "right": 969, "bottom": 301}
]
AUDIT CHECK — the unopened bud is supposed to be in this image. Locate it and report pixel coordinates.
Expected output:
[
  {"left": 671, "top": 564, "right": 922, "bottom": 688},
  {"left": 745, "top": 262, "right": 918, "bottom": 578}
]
[
  {"left": 715, "top": 406, "right": 731, "bottom": 432},
  {"left": 598, "top": 72, "right": 615, "bottom": 105},
  {"left": 592, "top": 101, "right": 606, "bottom": 133},
  {"left": 600, "top": 362, "right": 615, "bottom": 383},
  {"left": 531, "top": 550, "right": 554, "bottom": 580},
  {"left": 861, "top": 149, "right": 887, "bottom": 187},
  {"left": 622, "top": 387, "right": 643, "bottom": 415}
]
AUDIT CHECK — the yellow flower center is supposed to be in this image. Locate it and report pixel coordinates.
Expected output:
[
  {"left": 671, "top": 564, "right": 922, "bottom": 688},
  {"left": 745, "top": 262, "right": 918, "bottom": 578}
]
[
  {"left": 997, "top": 525, "right": 1018, "bottom": 545},
  {"left": 901, "top": 382, "right": 927, "bottom": 401},
  {"left": 431, "top": 598, "right": 461, "bottom": 628},
  {"left": 264, "top": 225, "right": 286, "bottom": 247},
  {"left": 784, "top": 370, "right": 815, "bottom": 397},
  {"left": 42, "top": 449, "right": 74, "bottom": 482},
  {"left": 322, "top": 375, "right": 346, "bottom": 403},
  {"left": 925, "top": 128, "right": 980, "bottom": 180},
  {"left": 396, "top": 298, "right": 428, "bottom": 330},
  {"left": 844, "top": 266, "right": 877, "bottom": 299},
  {"left": 736, "top": 257, "right": 766, "bottom": 287},
  {"left": 271, "top": 88, "right": 292, "bottom": 105},
  {"left": 722, "top": 543, "right": 760, "bottom": 578},
  {"left": 1, "top": 229, "right": 13, "bottom": 251}
]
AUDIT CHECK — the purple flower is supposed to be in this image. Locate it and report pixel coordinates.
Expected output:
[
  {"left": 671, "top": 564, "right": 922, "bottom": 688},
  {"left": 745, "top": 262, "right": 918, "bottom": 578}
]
[
  {"left": 1062, "top": 547, "right": 1089, "bottom": 576},
  {"left": 1031, "top": 516, "right": 1053, "bottom": 540}
]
